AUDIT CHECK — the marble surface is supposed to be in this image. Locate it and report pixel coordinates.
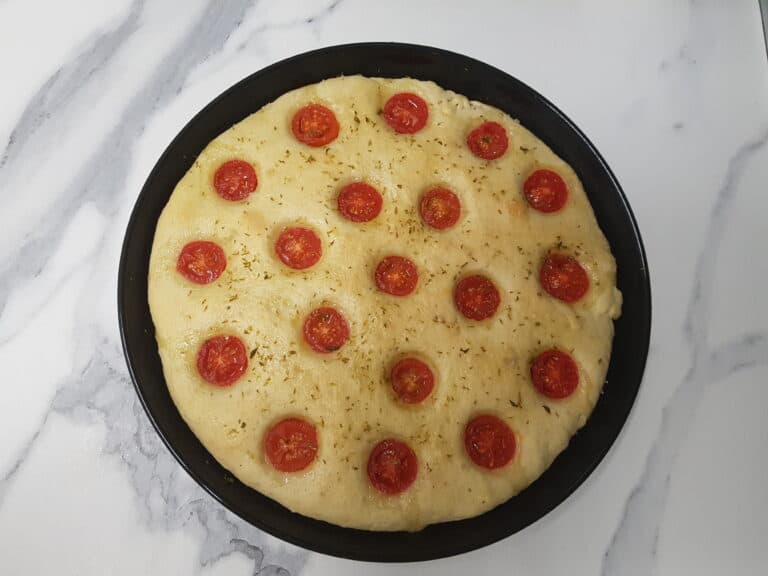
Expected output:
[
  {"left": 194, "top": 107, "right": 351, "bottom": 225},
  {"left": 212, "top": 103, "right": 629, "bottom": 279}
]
[{"left": 1, "top": 0, "right": 767, "bottom": 574}]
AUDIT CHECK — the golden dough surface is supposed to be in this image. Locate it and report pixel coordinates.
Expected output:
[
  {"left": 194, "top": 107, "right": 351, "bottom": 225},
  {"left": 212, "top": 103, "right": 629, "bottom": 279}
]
[{"left": 148, "top": 76, "right": 622, "bottom": 531}]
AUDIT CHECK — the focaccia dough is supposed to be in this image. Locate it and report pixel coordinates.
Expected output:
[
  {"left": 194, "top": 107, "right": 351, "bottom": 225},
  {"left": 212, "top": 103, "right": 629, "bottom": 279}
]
[{"left": 148, "top": 76, "right": 622, "bottom": 531}]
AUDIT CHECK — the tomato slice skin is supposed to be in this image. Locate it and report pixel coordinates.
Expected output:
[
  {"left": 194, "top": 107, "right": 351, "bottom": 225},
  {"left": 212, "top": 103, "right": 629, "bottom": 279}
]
[
  {"left": 531, "top": 349, "right": 580, "bottom": 399},
  {"left": 275, "top": 227, "right": 322, "bottom": 270},
  {"left": 213, "top": 160, "right": 257, "bottom": 201},
  {"left": 464, "top": 414, "right": 516, "bottom": 469},
  {"left": 390, "top": 357, "right": 435, "bottom": 403},
  {"left": 367, "top": 438, "right": 418, "bottom": 494},
  {"left": 419, "top": 187, "right": 461, "bottom": 230},
  {"left": 302, "top": 306, "right": 350, "bottom": 353},
  {"left": 176, "top": 241, "right": 226, "bottom": 284},
  {"left": 466, "top": 121, "right": 508, "bottom": 160},
  {"left": 264, "top": 417, "right": 318, "bottom": 472},
  {"left": 454, "top": 274, "right": 501, "bottom": 320},
  {"left": 337, "top": 182, "right": 383, "bottom": 222},
  {"left": 291, "top": 104, "right": 340, "bottom": 147},
  {"left": 196, "top": 335, "right": 248, "bottom": 387},
  {"left": 383, "top": 92, "right": 429, "bottom": 134},
  {"left": 375, "top": 255, "right": 419, "bottom": 296},
  {"left": 539, "top": 254, "right": 590, "bottom": 302},
  {"left": 523, "top": 169, "right": 569, "bottom": 213}
]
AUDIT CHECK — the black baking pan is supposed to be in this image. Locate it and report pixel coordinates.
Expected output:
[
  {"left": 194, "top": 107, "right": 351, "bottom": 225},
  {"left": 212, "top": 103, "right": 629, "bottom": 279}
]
[{"left": 118, "top": 43, "right": 651, "bottom": 562}]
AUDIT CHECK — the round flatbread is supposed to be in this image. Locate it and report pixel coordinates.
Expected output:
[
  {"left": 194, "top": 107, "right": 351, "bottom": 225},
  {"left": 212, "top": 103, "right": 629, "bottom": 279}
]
[{"left": 148, "top": 75, "right": 622, "bottom": 531}]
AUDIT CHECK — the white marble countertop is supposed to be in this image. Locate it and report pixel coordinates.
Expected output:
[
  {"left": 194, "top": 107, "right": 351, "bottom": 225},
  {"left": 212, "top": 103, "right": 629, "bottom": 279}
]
[{"left": 1, "top": 1, "right": 767, "bottom": 574}]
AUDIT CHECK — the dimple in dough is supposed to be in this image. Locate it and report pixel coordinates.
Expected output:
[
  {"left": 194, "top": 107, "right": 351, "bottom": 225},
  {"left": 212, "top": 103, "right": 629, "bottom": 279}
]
[{"left": 148, "top": 76, "right": 622, "bottom": 531}]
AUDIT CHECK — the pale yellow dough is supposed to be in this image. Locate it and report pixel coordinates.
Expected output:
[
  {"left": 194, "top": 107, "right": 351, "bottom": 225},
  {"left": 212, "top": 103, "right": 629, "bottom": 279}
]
[{"left": 148, "top": 76, "right": 622, "bottom": 531}]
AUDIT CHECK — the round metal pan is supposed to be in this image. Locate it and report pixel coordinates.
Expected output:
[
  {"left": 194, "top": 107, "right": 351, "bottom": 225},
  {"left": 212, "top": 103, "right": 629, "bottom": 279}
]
[{"left": 118, "top": 43, "right": 651, "bottom": 562}]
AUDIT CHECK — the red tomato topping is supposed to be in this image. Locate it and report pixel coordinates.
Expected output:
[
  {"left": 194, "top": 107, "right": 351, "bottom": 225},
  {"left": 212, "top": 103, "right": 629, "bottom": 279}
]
[
  {"left": 531, "top": 349, "right": 579, "bottom": 399},
  {"left": 539, "top": 254, "right": 590, "bottom": 302},
  {"left": 367, "top": 439, "right": 418, "bottom": 495},
  {"left": 464, "top": 414, "right": 516, "bottom": 469},
  {"left": 176, "top": 241, "right": 226, "bottom": 284},
  {"left": 213, "top": 160, "right": 257, "bottom": 201},
  {"left": 454, "top": 274, "right": 501, "bottom": 320},
  {"left": 390, "top": 357, "right": 435, "bottom": 404},
  {"left": 291, "top": 104, "right": 339, "bottom": 147},
  {"left": 303, "top": 306, "right": 349, "bottom": 353},
  {"left": 275, "top": 227, "right": 322, "bottom": 270},
  {"left": 466, "top": 121, "right": 508, "bottom": 160},
  {"left": 196, "top": 335, "right": 248, "bottom": 387},
  {"left": 374, "top": 255, "right": 418, "bottom": 297},
  {"left": 383, "top": 92, "right": 429, "bottom": 134},
  {"left": 264, "top": 417, "right": 318, "bottom": 472},
  {"left": 523, "top": 169, "right": 569, "bottom": 213},
  {"left": 419, "top": 187, "right": 461, "bottom": 230},
  {"left": 337, "top": 182, "right": 383, "bottom": 222}
]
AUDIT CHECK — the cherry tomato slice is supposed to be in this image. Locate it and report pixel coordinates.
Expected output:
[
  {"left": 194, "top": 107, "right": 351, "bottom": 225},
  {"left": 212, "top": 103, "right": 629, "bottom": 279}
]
[
  {"left": 419, "top": 187, "right": 461, "bottom": 230},
  {"left": 454, "top": 274, "right": 501, "bottom": 320},
  {"left": 539, "top": 254, "right": 589, "bottom": 302},
  {"left": 213, "top": 160, "right": 257, "bottom": 201},
  {"left": 177, "top": 241, "right": 226, "bottom": 284},
  {"left": 275, "top": 227, "right": 322, "bottom": 270},
  {"left": 291, "top": 104, "right": 339, "bottom": 147},
  {"left": 466, "top": 121, "right": 508, "bottom": 160},
  {"left": 383, "top": 92, "right": 429, "bottom": 134},
  {"left": 390, "top": 357, "right": 435, "bottom": 403},
  {"left": 523, "top": 169, "right": 568, "bottom": 213},
  {"left": 531, "top": 349, "right": 579, "bottom": 399},
  {"left": 337, "top": 182, "right": 383, "bottom": 222},
  {"left": 264, "top": 417, "right": 318, "bottom": 472},
  {"left": 375, "top": 255, "right": 418, "bottom": 296},
  {"left": 302, "top": 306, "right": 349, "bottom": 353},
  {"left": 367, "top": 439, "right": 418, "bottom": 494},
  {"left": 464, "top": 414, "right": 516, "bottom": 469},
  {"left": 196, "top": 335, "right": 248, "bottom": 387}
]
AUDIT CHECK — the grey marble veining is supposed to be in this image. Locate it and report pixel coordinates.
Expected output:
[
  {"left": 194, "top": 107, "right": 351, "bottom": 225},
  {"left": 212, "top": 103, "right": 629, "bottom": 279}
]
[
  {"left": 2, "top": 338, "right": 303, "bottom": 573},
  {"left": 1, "top": 1, "right": 767, "bottom": 574},
  {"left": 602, "top": 127, "right": 768, "bottom": 576},
  {"left": 234, "top": 0, "right": 343, "bottom": 51},
  {"left": 601, "top": 2, "right": 768, "bottom": 569},
  {"left": 0, "top": 0, "right": 252, "bottom": 322},
  {"left": 0, "top": 1, "right": 307, "bottom": 573},
  {"left": 51, "top": 343, "right": 301, "bottom": 574}
]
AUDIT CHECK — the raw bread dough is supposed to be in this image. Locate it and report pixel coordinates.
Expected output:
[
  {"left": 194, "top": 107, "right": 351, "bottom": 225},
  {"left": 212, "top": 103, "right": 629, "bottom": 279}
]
[{"left": 148, "top": 76, "right": 622, "bottom": 531}]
